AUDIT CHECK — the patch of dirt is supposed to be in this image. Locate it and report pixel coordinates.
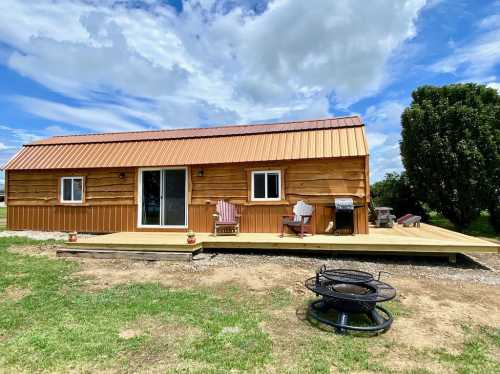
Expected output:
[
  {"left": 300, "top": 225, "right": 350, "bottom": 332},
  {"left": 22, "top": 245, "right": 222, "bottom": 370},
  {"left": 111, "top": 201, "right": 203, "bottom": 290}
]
[
  {"left": 200, "top": 263, "right": 311, "bottom": 291},
  {"left": 119, "top": 329, "right": 141, "bottom": 340},
  {"left": 0, "top": 230, "right": 95, "bottom": 241},
  {"left": 8, "top": 244, "right": 59, "bottom": 258},
  {"left": 380, "top": 348, "right": 454, "bottom": 374},
  {"left": 1, "top": 285, "right": 31, "bottom": 302},
  {"left": 385, "top": 277, "right": 500, "bottom": 351},
  {"left": 115, "top": 317, "right": 205, "bottom": 373}
]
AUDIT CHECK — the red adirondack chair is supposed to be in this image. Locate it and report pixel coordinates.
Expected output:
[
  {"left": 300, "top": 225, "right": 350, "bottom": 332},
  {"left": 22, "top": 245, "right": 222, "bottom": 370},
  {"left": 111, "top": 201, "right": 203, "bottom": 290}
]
[
  {"left": 280, "top": 200, "right": 314, "bottom": 238},
  {"left": 213, "top": 200, "right": 240, "bottom": 236},
  {"left": 397, "top": 213, "right": 413, "bottom": 225}
]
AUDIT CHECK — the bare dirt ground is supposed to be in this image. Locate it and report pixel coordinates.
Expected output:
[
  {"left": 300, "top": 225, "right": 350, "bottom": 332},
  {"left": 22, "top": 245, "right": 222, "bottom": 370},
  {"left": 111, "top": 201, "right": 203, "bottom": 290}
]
[{"left": 9, "top": 244, "right": 500, "bottom": 372}]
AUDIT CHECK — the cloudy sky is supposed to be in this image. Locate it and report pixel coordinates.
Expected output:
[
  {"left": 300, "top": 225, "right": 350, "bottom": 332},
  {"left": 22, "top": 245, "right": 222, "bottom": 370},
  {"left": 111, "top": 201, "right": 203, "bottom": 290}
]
[{"left": 0, "top": 0, "right": 499, "bottom": 185}]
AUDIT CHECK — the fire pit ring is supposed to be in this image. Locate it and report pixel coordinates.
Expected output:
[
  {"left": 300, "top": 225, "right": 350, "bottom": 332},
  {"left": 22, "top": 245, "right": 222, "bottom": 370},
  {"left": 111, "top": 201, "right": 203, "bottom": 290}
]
[
  {"left": 309, "top": 302, "right": 393, "bottom": 332},
  {"left": 305, "top": 268, "right": 396, "bottom": 334}
]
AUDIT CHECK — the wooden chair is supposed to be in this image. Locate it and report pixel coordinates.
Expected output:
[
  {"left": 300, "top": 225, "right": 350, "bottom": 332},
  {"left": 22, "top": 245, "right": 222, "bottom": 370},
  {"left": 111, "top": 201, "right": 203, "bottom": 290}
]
[
  {"left": 213, "top": 200, "right": 240, "bottom": 236},
  {"left": 397, "top": 213, "right": 413, "bottom": 225},
  {"left": 280, "top": 200, "right": 314, "bottom": 238},
  {"left": 403, "top": 215, "right": 421, "bottom": 227}
]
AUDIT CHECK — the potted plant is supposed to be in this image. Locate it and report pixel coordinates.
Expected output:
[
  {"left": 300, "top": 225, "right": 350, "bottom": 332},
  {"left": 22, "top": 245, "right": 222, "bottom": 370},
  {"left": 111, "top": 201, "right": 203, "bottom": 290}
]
[
  {"left": 187, "top": 230, "right": 196, "bottom": 244},
  {"left": 68, "top": 231, "right": 78, "bottom": 242}
]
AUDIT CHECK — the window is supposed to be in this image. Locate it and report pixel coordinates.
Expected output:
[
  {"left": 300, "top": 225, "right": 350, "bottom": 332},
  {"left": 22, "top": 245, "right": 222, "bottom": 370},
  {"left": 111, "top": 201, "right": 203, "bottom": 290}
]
[
  {"left": 60, "top": 177, "right": 84, "bottom": 203},
  {"left": 251, "top": 170, "right": 281, "bottom": 201}
]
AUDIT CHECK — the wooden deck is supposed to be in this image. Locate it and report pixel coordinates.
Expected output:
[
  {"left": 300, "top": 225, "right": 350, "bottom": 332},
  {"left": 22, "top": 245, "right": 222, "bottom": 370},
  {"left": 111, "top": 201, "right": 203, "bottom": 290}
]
[{"left": 65, "top": 223, "right": 499, "bottom": 256}]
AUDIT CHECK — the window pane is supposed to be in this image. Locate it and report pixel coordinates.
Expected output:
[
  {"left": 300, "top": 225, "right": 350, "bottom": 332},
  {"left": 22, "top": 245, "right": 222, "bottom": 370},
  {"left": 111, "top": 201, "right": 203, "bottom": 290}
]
[
  {"left": 63, "top": 179, "right": 72, "bottom": 201},
  {"left": 253, "top": 173, "right": 266, "bottom": 198},
  {"left": 267, "top": 173, "right": 279, "bottom": 198},
  {"left": 73, "top": 178, "right": 83, "bottom": 201}
]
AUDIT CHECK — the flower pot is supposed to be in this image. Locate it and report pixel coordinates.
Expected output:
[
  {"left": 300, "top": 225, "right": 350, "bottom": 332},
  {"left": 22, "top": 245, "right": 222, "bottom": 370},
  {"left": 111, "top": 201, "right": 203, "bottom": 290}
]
[
  {"left": 187, "top": 237, "right": 196, "bottom": 244},
  {"left": 68, "top": 232, "right": 78, "bottom": 242}
]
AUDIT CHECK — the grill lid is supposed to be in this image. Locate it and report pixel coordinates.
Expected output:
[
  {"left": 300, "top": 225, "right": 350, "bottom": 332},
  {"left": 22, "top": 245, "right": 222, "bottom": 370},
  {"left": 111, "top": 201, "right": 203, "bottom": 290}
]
[
  {"left": 320, "top": 268, "right": 373, "bottom": 284},
  {"left": 335, "top": 198, "right": 354, "bottom": 211}
]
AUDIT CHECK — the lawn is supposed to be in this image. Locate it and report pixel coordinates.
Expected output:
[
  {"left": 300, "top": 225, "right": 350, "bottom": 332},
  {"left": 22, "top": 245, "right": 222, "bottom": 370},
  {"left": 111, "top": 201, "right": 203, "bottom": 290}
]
[
  {"left": 429, "top": 211, "right": 500, "bottom": 241},
  {"left": 0, "top": 237, "right": 499, "bottom": 373},
  {"left": 0, "top": 207, "right": 5, "bottom": 231}
]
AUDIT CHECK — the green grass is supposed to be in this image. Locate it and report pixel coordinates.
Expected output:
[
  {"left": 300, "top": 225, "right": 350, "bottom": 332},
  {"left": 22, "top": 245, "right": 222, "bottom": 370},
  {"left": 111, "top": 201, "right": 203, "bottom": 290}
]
[
  {"left": 428, "top": 211, "right": 499, "bottom": 241},
  {"left": 0, "top": 207, "right": 5, "bottom": 231},
  {"left": 0, "top": 236, "right": 498, "bottom": 372},
  {"left": 435, "top": 325, "right": 500, "bottom": 374},
  {"left": 0, "top": 237, "right": 273, "bottom": 372}
]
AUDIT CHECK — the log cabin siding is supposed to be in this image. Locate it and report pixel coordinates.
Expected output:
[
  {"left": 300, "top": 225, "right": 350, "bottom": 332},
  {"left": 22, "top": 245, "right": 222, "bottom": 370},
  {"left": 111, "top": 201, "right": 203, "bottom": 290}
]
[
  {"left": 6, "top": 157, "right": 369, "bottom": 234},
  {"left": 7, "top": 169, "right": 136, "bottom": 206},
  {"left": 191, "top": 158, "right": 367, "bottom": 205}
]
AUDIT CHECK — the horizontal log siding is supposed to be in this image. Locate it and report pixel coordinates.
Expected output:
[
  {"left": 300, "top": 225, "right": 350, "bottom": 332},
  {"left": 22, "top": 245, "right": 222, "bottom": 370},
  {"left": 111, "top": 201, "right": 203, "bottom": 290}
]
[
  {"left": 8, "top": 169, "right": 136, "bottom": 206},
  {"left": 7, "top": 157, "right": 369, "bottom": 234},
  {"left": 189, "top": 157, "right": 369, "bottom": 234},
  {"left": 191, "top": 158, "right": 367, "bottom": 205}
]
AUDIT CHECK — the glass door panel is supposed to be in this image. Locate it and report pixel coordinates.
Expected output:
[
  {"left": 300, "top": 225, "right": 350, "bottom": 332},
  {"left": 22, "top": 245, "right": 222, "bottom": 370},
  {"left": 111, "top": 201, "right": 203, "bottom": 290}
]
[
  {"left": 162, "top": 169, "right": 186, "bottom": 226},
  {"left": 141, "top": 170, "right": 161, "bottom": 225},
  {"left": 140, "top": 169, "right": 186, "bottom": 227}
]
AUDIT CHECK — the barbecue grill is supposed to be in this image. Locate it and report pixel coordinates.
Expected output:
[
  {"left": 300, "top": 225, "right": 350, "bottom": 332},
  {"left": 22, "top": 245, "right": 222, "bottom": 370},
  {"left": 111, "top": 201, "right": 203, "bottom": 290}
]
[{"left": 305, "top": 267, "right": 396, "bottom": 334}]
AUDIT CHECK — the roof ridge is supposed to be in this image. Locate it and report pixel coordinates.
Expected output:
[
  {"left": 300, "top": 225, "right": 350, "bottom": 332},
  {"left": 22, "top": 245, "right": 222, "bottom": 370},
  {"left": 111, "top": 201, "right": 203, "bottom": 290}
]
[{"left": 42, "top": 115, "right": 361, "bottom": 140}]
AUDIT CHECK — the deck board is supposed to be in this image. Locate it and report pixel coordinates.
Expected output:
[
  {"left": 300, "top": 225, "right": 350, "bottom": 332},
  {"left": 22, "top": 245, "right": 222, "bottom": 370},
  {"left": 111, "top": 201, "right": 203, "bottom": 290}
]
[{"left": 67, "top": 223, "right": 499, "bottom": 255}]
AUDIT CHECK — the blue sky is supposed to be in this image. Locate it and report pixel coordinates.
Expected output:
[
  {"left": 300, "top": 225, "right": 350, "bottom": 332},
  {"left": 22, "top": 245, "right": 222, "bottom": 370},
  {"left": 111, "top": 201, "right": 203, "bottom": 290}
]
[{"left": 0, "top": 0, "right": 499, "bottom": 186}]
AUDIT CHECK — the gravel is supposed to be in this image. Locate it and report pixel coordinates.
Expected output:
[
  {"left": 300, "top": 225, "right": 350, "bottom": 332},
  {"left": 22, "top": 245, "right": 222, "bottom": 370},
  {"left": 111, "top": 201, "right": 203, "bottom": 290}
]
[
  {"left": 192, "top": 251, "right": 500, "bottom": 286},
  {"left": 3, "top": 230, "right": 499, "bottom": 286},
  {"left": 0, "top": 230, "right": 94, "bottom": 241}
]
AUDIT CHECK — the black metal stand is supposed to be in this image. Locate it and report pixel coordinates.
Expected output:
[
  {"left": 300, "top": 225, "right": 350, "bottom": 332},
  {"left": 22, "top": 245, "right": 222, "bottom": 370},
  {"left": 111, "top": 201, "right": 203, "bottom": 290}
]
[{"left": 308, "top": 299, "right": 393, "bottom": 334}]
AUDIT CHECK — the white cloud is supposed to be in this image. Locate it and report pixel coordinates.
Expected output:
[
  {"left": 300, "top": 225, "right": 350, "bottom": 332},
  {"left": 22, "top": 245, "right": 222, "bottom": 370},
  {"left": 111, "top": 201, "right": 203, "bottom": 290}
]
[
  {"left": 363, "top": 100, "right": 407, "bottom": 182},
  {"left": 0, "top": 0, "right": 427, "bottom": 129},
  {"left": 364, "top": 100, "right": 407, "bottom": 131},
  {"left": 369, "top": 138, "right": 404, "bottom": 182},
  {"left": 430, "top": 13, "right": 500, "bottom": 78},
  {"left": 12, "top": 96, "right": 149, "bottom": 133},
  {"left": 367, "top": 132, "right": 389, "bottom": 148},
  {"left": 487, "top": 82, "right": 500, "bottom": 92},
  {"left": 0, "top": 124, "right": 41, "bottom": 144}
]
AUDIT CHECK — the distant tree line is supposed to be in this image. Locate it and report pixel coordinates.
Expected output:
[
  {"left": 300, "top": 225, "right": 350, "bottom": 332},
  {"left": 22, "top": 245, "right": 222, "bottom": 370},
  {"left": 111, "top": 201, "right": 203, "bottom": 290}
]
[{"left": 372, "top": 83, "right": 500, "bottom": 232}]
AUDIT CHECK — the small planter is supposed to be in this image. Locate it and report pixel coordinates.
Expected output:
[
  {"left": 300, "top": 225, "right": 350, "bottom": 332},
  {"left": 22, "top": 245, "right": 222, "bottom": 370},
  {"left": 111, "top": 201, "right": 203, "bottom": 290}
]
[
  {"left": 187, "top": 230, "right": 196, "bottom": 244},
  {"left": 68, "top": 231, "right": 78, "bottom": 242}
]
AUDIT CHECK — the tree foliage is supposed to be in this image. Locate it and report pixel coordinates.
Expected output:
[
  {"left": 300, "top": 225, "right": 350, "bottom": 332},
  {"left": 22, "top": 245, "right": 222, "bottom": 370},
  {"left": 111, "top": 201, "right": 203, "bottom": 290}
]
[
  {"left": 371, "top": 172, "right": 428, "bottom": 221},
  {"left": 400, "top": 84, "right": 500, "bottom": 230}
]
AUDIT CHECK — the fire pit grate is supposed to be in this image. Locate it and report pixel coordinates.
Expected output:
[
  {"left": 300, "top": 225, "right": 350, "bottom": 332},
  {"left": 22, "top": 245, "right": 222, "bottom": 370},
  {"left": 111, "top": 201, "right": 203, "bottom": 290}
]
[{"left": 305, "top": 267, "right": 396, "bottom": 334}]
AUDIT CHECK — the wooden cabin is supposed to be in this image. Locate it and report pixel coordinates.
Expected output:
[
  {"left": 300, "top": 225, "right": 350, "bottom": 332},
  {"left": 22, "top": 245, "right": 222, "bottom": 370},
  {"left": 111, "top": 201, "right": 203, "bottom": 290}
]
[{"left": 2, "top": 116, "right": 370, "bottom": 234}]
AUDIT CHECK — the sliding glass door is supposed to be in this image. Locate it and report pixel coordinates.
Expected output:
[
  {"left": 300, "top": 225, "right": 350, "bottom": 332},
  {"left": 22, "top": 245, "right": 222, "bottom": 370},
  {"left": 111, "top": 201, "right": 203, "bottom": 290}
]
[{"left": 140, "top": 168, "right": 187, "bottom": 227}]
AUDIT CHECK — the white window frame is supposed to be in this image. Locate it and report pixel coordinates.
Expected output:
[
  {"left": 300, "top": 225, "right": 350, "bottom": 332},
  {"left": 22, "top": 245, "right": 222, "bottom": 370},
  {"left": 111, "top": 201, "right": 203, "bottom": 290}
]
[
  {"left": 251, "top": 170, "right": 282, "bottom": 201},
  {"left": 137, "top": 167, "right": 188, "bottom": 229},
  {"left": 60, "top": 176, "right": 84, "bottom": 203}
]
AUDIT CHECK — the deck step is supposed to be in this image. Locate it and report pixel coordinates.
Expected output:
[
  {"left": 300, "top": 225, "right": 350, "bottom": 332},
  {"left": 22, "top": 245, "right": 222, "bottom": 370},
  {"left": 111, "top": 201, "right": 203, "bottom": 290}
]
[{"left": 57, "top": 248, "right": 193, "bottom": 261}]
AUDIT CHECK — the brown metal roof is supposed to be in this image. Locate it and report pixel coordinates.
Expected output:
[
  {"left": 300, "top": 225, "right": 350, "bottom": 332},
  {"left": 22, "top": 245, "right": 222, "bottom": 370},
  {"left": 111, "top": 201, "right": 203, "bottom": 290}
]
[
  {"left": 3, "top": 116, "right": 368, "bottom": 170},
  {"left": 31, "top": 116, "right": 362, "bottom": 145}
]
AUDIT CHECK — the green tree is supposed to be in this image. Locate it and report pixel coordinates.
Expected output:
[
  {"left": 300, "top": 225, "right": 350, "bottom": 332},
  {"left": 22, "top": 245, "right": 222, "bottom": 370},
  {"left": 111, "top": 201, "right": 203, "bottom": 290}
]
[
  {"left": 401, "top": 83, "right": 500, "bottom": 231},
  {"left": 371, "top": 172, "right": 428, "bottom": 221}
]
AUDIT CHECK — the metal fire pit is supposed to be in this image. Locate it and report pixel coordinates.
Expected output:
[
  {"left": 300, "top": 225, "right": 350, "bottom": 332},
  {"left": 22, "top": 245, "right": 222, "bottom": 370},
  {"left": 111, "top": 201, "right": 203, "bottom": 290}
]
[{"left": 305, "top": 267, "right": 396, "bottom": 334}]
